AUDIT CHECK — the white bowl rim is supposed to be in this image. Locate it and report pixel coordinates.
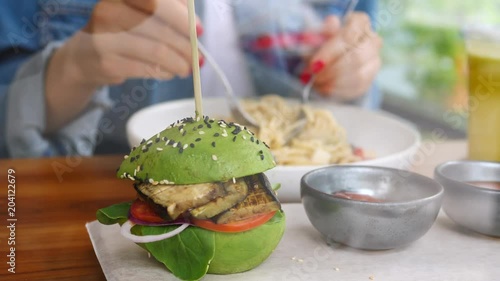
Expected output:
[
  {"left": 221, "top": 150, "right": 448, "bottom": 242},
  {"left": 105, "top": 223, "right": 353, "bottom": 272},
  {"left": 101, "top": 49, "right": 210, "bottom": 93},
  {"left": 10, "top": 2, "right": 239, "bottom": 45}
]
[{"left": 127, "top": 97, "right": 422, "bottom": 169}]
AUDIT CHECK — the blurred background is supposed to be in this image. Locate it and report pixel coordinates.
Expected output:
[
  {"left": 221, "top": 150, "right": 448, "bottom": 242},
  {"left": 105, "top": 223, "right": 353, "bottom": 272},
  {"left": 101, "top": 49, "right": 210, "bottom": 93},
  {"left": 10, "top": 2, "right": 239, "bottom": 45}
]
[{"left": 376, "top": 0, "right": 499, "bottom": 139}]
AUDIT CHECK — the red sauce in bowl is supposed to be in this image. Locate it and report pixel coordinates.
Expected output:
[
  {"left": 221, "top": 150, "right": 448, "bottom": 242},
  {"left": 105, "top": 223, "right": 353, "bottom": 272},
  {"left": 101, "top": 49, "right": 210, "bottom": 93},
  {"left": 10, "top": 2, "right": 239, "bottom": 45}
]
[
  {"left": 332, "top": 191, "right": 382, "bottom": 202},
  {"left": 467, "top": 181, "right": 500, "bottom": 190}
]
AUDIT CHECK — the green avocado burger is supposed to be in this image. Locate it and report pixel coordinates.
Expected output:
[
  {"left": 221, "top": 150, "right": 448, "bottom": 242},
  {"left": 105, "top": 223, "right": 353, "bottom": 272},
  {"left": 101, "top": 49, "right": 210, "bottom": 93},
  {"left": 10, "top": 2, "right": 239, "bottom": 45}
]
[{"left": 96, "top": 116, "right": 285, "bottom": 281}]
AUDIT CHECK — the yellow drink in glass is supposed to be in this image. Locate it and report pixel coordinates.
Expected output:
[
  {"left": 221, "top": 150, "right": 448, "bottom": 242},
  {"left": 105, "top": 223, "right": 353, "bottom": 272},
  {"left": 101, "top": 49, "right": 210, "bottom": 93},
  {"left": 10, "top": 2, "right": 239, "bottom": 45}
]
[{"left": 467, "top": 36, "right": 500, "bottom": 161}]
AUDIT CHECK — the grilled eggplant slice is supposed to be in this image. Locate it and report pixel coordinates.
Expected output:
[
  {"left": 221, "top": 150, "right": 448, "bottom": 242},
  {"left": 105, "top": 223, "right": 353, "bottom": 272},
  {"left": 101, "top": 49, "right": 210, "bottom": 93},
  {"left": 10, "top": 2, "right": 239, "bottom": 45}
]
[
  {"left": 135, "top": 173, "right": 280, "bottom": 223},
  {"left": 135, "top": 182, "right": 225, "bottom": 220},
  {"left": 215, "top": 173, "right": 281, "bottom": 224},
  {"left": 190, "top": 178, "right": 249, "bottom": 219}
]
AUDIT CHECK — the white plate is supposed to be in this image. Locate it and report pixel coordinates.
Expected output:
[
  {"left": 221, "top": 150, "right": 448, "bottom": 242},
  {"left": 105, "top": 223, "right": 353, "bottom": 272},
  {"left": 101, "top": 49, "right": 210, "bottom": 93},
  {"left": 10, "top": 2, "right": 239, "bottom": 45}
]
[{"left": 126, "top": 98, "right": 421, "bottom": 202}]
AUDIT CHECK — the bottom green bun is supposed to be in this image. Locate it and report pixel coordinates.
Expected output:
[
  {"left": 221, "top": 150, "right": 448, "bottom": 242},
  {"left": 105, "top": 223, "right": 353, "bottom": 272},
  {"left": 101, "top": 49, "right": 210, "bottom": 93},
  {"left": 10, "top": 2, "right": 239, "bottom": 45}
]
[
  {"left": 97, "top": 202, "right": 285, "bottom": 280},
  {"left": 208, "top": 211, "right": 286, "bottom": 274}
]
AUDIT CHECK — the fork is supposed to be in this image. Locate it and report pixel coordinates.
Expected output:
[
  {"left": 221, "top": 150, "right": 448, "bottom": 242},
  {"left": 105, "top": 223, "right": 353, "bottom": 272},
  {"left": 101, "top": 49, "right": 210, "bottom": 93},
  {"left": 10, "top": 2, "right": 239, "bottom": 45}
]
[
  {"left": 197, "top": 43, "right": 260, "bottom": 128},
  {"left": 198, "top": 0, "right": 358, "bottom": 133},
  {"left": 282, "top": 75, "right": 315, "bottom": 144}
]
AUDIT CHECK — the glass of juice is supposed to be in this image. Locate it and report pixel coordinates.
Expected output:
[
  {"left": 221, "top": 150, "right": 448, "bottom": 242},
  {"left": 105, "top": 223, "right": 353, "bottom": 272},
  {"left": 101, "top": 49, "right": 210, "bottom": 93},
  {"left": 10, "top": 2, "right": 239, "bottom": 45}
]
[{"left": 465, "top": 24, "right": 500, "bottom": 162}]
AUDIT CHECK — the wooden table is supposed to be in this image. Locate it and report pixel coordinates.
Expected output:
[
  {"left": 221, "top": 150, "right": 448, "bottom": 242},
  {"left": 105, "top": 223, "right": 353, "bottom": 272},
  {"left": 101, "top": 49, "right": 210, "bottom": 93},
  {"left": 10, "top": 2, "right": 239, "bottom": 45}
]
[
  {"left": 0, "top": 141, "right": 467, "bottom": 281},
  {"left": 0, "top": 155, "right": 135, "bottom": 281}
]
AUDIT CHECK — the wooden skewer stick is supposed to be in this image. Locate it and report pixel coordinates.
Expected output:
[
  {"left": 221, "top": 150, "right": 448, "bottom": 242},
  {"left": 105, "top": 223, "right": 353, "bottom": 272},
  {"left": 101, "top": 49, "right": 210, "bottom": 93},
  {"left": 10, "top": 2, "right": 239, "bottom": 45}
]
[{"left": 188, "top": 0, "right": 203, "bottom": 118}]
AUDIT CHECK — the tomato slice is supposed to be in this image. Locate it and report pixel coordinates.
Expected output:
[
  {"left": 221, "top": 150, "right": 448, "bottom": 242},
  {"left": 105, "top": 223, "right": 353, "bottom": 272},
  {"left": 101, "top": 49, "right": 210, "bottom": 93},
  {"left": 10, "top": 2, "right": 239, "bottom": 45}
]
[
  {"left": 131, "top": 199, "right": 277, "bottom": 232},
  {"left": 130, "top": 199, "right": 166, "bottom": 223},
  {"left": 192, "top": 211, "right": 277, "bottom": 233}
]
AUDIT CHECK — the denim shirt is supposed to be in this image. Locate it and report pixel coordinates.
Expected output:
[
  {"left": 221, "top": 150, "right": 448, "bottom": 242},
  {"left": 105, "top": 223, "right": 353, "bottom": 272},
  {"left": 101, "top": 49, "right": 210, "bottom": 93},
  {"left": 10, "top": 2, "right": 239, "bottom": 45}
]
[
  {"left": 1, "top": 0, "right": 196, "bottom": 158},
  {"left": 0, "top": 0, "right": 377, "bottom": 158}
]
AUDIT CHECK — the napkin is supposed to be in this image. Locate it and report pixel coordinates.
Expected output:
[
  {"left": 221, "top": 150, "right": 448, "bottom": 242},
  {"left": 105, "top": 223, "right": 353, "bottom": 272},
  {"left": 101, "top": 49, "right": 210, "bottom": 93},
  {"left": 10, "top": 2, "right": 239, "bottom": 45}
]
[{"left": 87, "top": 204, "right": 499, "bottom": 281}]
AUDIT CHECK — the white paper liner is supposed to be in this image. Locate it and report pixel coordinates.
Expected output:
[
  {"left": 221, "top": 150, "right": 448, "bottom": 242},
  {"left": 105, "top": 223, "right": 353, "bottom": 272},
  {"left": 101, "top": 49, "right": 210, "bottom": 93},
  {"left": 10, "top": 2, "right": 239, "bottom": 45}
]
[{"left": 87, "top": 204, "right": 500, "bottom": 281}]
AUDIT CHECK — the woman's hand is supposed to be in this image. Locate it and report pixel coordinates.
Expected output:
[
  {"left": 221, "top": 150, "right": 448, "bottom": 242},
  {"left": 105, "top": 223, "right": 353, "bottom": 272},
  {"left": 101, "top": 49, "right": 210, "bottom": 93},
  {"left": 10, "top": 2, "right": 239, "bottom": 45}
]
[
  {"left": 45, "top": 0, "right": 202, "bottom": 132},
  {"left": 60, "top": 0, "right": 202, "bottom": 87},
  {"left": 301, "top": 12, "right": 382, "bottom": 101}
]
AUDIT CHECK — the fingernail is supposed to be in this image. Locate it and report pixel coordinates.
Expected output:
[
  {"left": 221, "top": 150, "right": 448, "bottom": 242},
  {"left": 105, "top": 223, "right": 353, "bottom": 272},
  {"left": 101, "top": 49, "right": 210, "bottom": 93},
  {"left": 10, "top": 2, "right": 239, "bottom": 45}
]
[
  {"left": 199, "top": 56, "right": 205, "bottom": 67},
  {"left": 311, "top": 60, "right": 326, "bottom": 74},
  {"left": 254, "top": 35, "right": 273, "bottom": 49},
  {"left": 196, "top": 24, "right": 204, "bottom": 36},
  {"left": 299, "top": 72, "right": 312, "bottom": 84}
]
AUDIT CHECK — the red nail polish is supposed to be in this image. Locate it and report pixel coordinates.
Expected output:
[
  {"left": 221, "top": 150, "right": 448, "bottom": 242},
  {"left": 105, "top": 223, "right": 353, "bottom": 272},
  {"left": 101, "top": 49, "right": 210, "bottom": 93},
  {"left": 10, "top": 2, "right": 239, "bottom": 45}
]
[
  {"left": 299, "top": 72, "right": 312, "bottom": 84},
  {"left": 196, "top": 24, "right": 204, "bottom": 36},
  {"left": 254, "top": 35, "right": 273, "bottom": 49},
  {"left": 199, "top": 56, "right": 205, "bottom": 67},
  {"left": 311, "top": 60, "right": 326, "bottom": 74}
]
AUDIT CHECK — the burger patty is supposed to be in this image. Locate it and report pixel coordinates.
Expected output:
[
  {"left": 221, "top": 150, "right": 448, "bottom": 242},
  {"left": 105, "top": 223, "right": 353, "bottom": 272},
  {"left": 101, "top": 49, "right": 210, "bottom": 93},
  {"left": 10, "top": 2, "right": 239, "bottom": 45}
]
[{"left": 135, "top": 173, "right": 280, "bottom": 223}]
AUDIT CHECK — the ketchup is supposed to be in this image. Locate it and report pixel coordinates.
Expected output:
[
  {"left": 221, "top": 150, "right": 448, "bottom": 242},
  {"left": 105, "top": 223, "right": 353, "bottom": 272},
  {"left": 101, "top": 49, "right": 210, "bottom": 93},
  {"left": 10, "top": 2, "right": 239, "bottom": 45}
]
[
  {"left": 467, "top": 181, "right": 500, "bottom": 190},
  {"left": 332, "top": 191, "right": 381, "bottom": 203}
]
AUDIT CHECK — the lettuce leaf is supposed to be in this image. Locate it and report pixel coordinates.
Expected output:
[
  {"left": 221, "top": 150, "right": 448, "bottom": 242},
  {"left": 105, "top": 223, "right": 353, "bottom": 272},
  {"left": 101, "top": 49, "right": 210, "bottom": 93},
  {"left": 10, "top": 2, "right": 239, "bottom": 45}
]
[{"left": 96, "top": 202, "right": 216, "bottom": 281}]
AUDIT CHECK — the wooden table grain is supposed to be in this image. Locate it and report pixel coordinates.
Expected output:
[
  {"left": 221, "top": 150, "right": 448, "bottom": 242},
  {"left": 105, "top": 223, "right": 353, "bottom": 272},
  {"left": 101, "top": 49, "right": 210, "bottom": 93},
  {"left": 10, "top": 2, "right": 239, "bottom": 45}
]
[
  {"left": 0, "top": 155, "right": 136, "bottom": 281},
  {"left": 0, "top": 141, "right": 467, "bottom": 281}
]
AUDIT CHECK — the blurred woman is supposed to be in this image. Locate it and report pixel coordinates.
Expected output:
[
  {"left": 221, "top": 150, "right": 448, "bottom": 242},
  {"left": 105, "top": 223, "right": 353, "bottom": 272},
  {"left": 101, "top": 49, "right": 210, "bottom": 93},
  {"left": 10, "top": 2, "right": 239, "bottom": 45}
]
[{"left": 0, "top": 0, "right": 381, "bottom": 158}]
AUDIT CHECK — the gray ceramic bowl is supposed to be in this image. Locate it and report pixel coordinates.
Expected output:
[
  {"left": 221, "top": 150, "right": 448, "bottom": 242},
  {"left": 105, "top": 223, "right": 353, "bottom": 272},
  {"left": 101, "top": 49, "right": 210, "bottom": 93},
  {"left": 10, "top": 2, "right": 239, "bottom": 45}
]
[
  {"left": 301, "top": 166, "right": 443, "bottom": 250},
  {"left": 434, "top": 160, "right": 500, "bottom": 237}
]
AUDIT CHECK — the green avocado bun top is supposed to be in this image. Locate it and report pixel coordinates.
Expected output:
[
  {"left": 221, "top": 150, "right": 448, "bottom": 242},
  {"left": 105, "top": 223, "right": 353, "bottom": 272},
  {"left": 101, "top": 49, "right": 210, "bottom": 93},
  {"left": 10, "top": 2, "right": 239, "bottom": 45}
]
[{"left": 117, "top": 116, "right": 276, "bottom": 184}]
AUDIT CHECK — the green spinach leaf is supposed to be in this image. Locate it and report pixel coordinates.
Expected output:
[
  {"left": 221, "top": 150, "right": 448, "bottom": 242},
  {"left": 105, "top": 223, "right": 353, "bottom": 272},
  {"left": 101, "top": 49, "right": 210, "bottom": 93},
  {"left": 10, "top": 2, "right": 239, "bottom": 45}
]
[
  {"left": 139, "top": 225, "right": 216, "bottom": 281},
  {"left": 96, "top": 202, "right": 131, "bottom": 225}
]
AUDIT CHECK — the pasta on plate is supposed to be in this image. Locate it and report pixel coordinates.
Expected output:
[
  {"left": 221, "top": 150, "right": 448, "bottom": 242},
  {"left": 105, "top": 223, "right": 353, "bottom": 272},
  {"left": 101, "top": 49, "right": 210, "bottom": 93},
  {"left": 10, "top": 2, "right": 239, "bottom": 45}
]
[{"left": 241, "top": 95, "right": 362, "bottom": 166}]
